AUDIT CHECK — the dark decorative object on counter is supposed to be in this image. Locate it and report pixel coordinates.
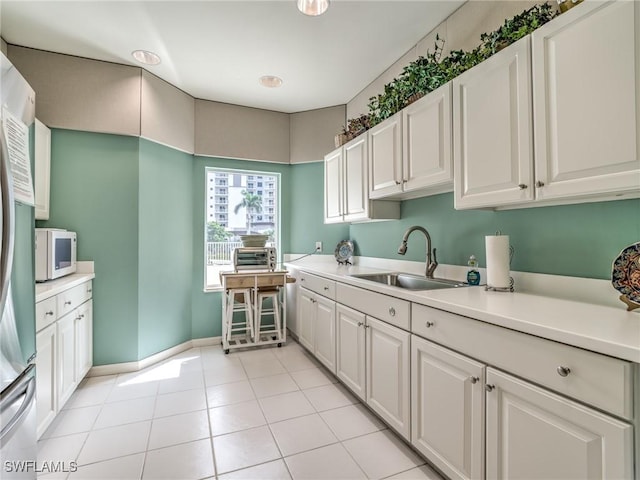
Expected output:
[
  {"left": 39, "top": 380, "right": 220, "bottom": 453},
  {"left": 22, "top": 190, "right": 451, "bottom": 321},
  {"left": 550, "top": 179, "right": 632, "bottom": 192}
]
[{"left": 612, "top": 242, "right": 640, "bottom": 312}]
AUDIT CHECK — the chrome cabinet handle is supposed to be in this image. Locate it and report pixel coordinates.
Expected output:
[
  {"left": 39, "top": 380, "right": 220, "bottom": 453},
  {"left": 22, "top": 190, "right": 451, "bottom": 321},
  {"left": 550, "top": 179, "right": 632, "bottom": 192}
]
[
  {"left": 323, "top": 286, "right": 329, "bottom": 291},
  {"left": 470, "top": 376, "right": 479, "bottom": 384},
  {"left": 556, "top": 366, "right": 571, "bottom": 377},
  {"left": 364, "top": 324, "right": 370, "bottom": 329},
  {"left": 535, "top": 180, "right": 545, "bottom": 188},
  {"left": 425, "top": 321, "right": 434, "bottom": 328},
  {"left": 395, "top": 181, "right": 402, "bottom": 185},
  {"left": 485, "top": 384, "right": 495, "bottom": 392},
  {"left": 518, "top": 184, "right": 527, "bottom": 189},
  {"left": 64, "top": 301, "right": 72, "bottom": 306},
  {"left": 87, "top": 288, "right": 92, "bottom": 293},
  {"left": 357, "top": 322, "right": 364, "bottom": 327},
  {"left": 388, "top": 307, "right": 396, "bottom": 317},
  {"left": 45, "top": 311, "right": 54, "bottom": 316}
]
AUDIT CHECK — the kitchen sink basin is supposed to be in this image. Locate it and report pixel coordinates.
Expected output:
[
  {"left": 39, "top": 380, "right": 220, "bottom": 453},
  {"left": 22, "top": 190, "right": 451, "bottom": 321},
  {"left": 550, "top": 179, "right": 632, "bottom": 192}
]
[{"left": 350, "top": 272, "right": 468, "bottom": 291}]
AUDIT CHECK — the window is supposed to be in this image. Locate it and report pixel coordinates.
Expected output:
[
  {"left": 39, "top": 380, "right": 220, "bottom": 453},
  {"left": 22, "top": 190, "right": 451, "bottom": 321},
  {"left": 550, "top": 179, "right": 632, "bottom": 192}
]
[{"left": 204, "top": 167, "right": 280, "bottom": 290}]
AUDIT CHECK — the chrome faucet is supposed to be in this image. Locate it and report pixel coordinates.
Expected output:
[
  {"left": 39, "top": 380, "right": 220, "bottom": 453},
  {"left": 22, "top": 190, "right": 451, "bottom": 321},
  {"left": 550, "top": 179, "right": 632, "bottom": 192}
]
[{"left": 397, "top": 226, "right": 438, "bottom": 278}]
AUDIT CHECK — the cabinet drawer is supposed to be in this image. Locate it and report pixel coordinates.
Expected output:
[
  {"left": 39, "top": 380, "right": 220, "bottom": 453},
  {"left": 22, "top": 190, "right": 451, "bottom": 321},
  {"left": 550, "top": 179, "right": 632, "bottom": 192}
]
[
  {"left": 412, "top": 303, "right": 634, "bottom": 420},
  {"left": 57, "top": 281, "right": 92, "bottom": 317},
  {"left": 35, "top": 297, "right": 57, "bottom": 332},
  {"left": 299, "top": 271, "right": 335, "bottom": 300},
  {"left": 337, "top": 283, "right": 410, "bottom": 331}
]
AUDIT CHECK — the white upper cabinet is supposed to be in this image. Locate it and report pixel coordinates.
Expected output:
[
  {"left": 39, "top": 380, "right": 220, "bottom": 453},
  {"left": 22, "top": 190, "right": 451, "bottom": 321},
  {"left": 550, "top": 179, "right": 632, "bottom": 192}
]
[
  {"left": 532, "top": 0, "right": 640, "bottom": 201},
  {"left": 324, "top": 147, "right": 343, "bottom": 224},
  {"left": 324, "top": 135, "right": 399, "bottom": 224},
  {"left": 343, "top": 135, "right": 370, "bottom": 222},
  {"left": 369, "top": 112, "right": 403, "bottom": 198},
  {"left": 454, "top": 0, "right": 639, "bottom": 210},
  {"left": 369, "top": 83, "right": 454, "bottom": 201},
  {"left": 402, "top": 82, "right": 453, "bottom": 197},
  {"left": 453, "top": 36, "right": 534, "bottom": 209},
  {"left": 34, "top": 118, "right": 51, "bottom": 220}
]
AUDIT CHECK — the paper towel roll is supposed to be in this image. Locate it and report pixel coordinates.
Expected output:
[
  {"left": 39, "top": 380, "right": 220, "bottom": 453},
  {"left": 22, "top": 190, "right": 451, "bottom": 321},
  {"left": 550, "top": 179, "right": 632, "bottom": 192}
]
[{"left": 485, "top": 235, "right": 511, "bottom": 288}]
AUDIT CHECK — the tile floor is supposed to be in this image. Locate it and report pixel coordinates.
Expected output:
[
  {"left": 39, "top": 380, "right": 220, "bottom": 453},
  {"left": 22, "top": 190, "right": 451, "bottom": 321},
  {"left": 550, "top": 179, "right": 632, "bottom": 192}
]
[{"left": 38, "top": 340, "right": 444, "bottom": 480}]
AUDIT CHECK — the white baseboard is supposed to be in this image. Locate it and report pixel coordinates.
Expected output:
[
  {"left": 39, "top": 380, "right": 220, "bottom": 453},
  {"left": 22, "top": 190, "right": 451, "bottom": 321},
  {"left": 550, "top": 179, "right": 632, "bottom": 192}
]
[{"left": 88, "top": 336, "right": 223, "bottom": 377}]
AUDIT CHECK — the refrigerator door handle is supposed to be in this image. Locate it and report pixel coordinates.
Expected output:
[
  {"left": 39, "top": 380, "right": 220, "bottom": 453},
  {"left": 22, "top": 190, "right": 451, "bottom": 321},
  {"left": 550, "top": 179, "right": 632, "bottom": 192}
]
[
  {"left": 0, "top": 366, "right": 35, "bottom": 443},
  {"left": 0, "top": 130, "right": 15, "bottom": 316}
]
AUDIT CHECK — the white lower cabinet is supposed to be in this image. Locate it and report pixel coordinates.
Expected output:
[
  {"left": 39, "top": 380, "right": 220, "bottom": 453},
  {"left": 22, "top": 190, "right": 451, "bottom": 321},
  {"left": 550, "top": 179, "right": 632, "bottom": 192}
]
[
  {"left": 35, "top": 323, "right": 56, "bottom": 439},
  {"left": 35, "top": 278, "right": 94, "bottom": 438},
  {"left": 366, "top": 316, "right": 411, "bottom": 440},
  {"left": 76, "top": 299, "right": 93, "bottom": 380},
  {"left": 335, "top": 303, "right": 411, "bottom": 441},
  {"left": 411, "top": 335, "right": 485, "bottom": 480},
  {"left": 56, "top": 311, "right": 77, "bottom": 408},
  {"left": 336, "top": 304, "right": 366, "bottom": 400},
  {"left": 297, "top": 282, "right": 336, "bottom": 374},
  {"left": 486, "top": 368, "right": 633, "bottom": 480}
]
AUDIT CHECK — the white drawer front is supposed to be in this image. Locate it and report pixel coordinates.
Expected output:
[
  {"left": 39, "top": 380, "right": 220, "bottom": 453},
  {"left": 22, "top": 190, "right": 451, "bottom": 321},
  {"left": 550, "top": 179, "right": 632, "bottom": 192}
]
[
  {"left": 57, "top": 282, "right": 91, "bottom": 316},
  {"left": 35, "top": 297, "right": 57, "bottom": 332},
  {"left": 299, "top": 271, "right": 335, "bottom": 300},
  {"left": 412, "top": 303, "right": 634, "bottom": 419},
  {"left": 337, "top": 283, "right": 410, "bottom": 331}
]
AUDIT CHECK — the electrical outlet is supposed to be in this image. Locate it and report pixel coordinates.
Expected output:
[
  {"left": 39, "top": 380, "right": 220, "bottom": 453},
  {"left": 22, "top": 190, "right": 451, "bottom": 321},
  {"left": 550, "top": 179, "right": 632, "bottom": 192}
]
[{"left": 315, "top": 241, "right": 322, "bottom": 252}]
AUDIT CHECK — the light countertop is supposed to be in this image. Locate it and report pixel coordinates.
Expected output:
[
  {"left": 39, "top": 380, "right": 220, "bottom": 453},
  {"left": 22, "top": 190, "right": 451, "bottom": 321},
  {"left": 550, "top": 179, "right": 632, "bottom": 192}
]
[
  {"left": 36, "top": 273, "right": 96, "bottom": 303},
  {"left": 285, "top": 261, "right": 640, "bottom": 363}
]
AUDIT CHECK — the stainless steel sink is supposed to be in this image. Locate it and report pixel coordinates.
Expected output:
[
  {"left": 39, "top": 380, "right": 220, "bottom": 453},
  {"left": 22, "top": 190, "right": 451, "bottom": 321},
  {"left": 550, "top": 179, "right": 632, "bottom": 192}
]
[{"left": 350, "top": 272, "right": 468, "bottom": 291}]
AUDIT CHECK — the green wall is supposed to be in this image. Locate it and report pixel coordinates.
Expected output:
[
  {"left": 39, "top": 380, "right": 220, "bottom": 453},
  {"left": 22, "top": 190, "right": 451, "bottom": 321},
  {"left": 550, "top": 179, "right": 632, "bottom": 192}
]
[
  {"left": 290, "top": 162, "right": 350, "bottom": 254},
  {"left": 42, "top": 130, "right": 639, "bottom": 366},
  {"left": 350, "top": 193, "right": 640, "bottom": 280},
  {"left": 40, "top": 130, "right": 140, "bottom": 365},
  {"left": 138, "top": 139, "right": 193, "bottom": 359}
]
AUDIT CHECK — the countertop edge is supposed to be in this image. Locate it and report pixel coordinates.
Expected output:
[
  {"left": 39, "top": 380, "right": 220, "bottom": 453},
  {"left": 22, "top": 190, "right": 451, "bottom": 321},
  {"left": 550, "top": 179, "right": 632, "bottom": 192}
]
[
  {"left": 35, "top": 273, "right": 96, "bottom": 303},
  {"left": 285, "top": 262, "right": 640, "bottom": 364}
]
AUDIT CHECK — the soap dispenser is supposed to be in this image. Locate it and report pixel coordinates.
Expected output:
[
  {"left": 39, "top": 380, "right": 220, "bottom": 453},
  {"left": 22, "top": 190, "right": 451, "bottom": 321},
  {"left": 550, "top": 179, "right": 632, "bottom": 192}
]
[{"left": 467, "top": 255, "right": 480, "bottom": 285}]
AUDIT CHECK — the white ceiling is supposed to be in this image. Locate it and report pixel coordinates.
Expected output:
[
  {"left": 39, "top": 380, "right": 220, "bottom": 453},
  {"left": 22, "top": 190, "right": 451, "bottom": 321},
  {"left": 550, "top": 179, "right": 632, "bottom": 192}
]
[{"left": 0, "top": 1, "right": 464, "bottom": 113}]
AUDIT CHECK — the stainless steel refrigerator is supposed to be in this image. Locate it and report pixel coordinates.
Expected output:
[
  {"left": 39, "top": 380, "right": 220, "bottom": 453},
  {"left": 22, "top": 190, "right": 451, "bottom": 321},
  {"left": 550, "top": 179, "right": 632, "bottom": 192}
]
[{"left": 0, "top": 52, "right": 37, "bottom": 479}]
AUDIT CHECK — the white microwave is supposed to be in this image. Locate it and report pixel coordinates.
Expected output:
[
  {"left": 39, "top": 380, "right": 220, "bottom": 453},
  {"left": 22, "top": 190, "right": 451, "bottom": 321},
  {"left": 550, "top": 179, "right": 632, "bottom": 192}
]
[{"left": 35, "top": 228, "right": 77, "bottom": 282}]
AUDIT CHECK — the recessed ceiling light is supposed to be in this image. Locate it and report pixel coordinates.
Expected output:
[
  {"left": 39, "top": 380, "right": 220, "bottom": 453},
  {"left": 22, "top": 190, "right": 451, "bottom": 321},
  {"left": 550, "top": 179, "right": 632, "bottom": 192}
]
[
  {"left": 259, "top": 75, "right": 283, "bottom": 88},
  {"left": 297, "top": 0, "right": 329, "bottom": 16},
  {"left": 132, "top": 50, "right": 161, "bottom": 66}
]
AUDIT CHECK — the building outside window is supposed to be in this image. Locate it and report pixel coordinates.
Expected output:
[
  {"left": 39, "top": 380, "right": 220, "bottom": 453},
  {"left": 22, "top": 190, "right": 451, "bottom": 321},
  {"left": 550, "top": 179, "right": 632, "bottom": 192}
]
[{"left": 204, "top": 167, "right": 280, "bottom": 289}]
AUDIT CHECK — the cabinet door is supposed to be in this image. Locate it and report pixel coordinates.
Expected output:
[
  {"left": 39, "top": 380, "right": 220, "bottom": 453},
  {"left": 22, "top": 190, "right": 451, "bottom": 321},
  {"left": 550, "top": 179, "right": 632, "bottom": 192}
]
[
  {"left": 369, "top": 112, "right": 403, "bottom": 199},
  {"left": 403, "top": 83, "right": 453, "bottom": 194},
  {"left": 366, "top": 315, "right": 410, "bottom": 440},
  {"left": 313, "top": 296, "right": 336, "bottom": 374},
  {"left": 343, "top": 135, "right": 370, "bottom": 222},
  {"left": 36, "top": 323, "right": 56, "bottom": 439},
  {"left": 453, "top": 36, "right": 534, "bottom": 209},
  {"left": 486, "top": 368, "right": 633, "bottom": 480},
  {"left": 411, "top": 336, "right": 484, "bottom": 480},
  {"left": 75, "top": 300, "right": 93, "bottom": 381},
  {"left": 285, "top": 267, "right": 299, "bottom": 336},
  {"left": 56, "top": 311, "right": 77, "bottom": 409},
  {"left": 335, "top": 304, "right": 366, "bottom": 401},
  {"left": 324, "top": 148, "right": 343, "bottom": 223},
  {"left": 297, "top": 288, "right": 315, "bottom": 352},
  {"left": 532, "top": 0, "right": 640, "bottom": 200},
  {"left": 34, "top": 118, "right": 51, "bottom": 220}
]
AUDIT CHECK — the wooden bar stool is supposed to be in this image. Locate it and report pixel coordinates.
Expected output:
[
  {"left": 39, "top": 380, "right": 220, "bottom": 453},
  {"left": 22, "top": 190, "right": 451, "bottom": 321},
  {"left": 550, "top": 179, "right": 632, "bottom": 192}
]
[
  {"left": 254, "top": 287, "right": 283, "bottom": 345},
  {"left": 224, "top": 288, "right": 254, "bottom": 348}
]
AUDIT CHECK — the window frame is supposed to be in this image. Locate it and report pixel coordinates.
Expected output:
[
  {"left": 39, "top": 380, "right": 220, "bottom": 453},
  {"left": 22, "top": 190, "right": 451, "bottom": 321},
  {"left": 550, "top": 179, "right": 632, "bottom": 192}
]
[{"left": 203, "top": 166, "right": 281, "bottom": 292}]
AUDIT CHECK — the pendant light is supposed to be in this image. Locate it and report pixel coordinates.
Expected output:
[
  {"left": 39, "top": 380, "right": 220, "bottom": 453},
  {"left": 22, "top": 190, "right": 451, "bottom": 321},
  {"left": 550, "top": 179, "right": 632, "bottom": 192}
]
[{"left": 297, "top": 0, "right": 329, "bottom": 16}]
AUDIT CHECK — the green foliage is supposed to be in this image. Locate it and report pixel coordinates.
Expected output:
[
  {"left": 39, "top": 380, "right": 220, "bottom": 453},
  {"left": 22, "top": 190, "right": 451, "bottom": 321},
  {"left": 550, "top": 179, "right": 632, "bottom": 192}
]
[
  {"left": 234, "top": 190, "right": 263, "bottom": 234},
  {"left": 207, "top": 221, "right": 231, "bottom": 242},
  {"left": 353, "top": 3, "right": 556, "bottom": 130}
]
